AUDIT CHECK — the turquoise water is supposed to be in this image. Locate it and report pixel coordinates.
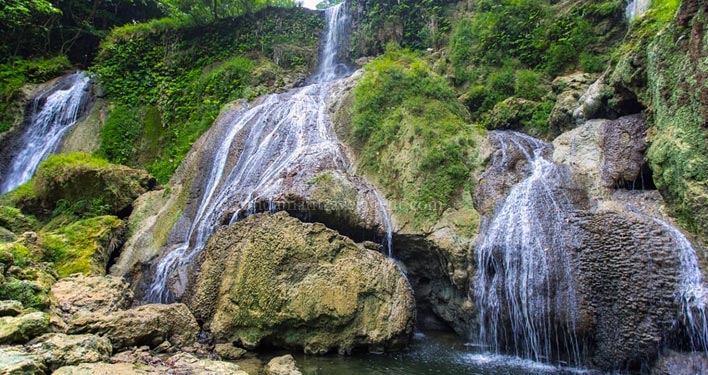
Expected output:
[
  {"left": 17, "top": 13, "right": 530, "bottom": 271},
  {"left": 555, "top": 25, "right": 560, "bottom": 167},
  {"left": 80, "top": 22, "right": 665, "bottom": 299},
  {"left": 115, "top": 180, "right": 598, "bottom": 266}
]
[{"left": 289, "top": 332, "right": 598, "bottom": 375}]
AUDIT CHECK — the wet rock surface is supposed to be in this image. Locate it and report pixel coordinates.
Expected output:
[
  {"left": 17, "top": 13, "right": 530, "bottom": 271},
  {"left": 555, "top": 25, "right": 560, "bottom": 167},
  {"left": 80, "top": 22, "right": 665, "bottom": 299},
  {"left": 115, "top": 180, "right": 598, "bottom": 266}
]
[{"left": 184, "top": 212, "right": 415, "bottom": 355}]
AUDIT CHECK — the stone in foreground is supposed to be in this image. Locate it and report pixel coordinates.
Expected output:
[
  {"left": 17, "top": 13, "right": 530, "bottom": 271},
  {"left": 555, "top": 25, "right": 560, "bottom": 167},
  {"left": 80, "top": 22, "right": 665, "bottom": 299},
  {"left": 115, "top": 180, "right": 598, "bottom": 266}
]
[{"left": 185, "top": 212, "right": 415, "bottom": 354}]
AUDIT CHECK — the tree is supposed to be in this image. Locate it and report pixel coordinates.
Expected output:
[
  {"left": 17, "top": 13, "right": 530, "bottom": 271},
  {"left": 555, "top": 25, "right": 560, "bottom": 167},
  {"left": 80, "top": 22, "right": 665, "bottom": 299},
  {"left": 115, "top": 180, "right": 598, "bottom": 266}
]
[{"left": 0, "top": 0, "right": 62, "bottom": 59}]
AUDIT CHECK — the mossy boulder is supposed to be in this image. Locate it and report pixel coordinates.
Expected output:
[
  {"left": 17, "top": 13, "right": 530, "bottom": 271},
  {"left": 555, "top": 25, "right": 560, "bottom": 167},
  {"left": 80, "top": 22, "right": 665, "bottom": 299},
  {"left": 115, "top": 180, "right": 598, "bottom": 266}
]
[
  {"left": 38, "top": 216, "right": 126, "bottom": 277},
  {"left": 0, "top": 312, "right": 50, "bottom": 344},
  {"left": 0, "top": 244, "right": 56, "bottom": 309},
  {"left": 4, "top": 153, "right": 155, "bottom": 218},
  {"left": 0, "top": 206, "right": 38, "bottom": 234},
  {"left": 49, "top": 274, "right": 132, "bottom": 328},
  {"left": 185, "top": 212, "right": 415, "bottom": 355}
]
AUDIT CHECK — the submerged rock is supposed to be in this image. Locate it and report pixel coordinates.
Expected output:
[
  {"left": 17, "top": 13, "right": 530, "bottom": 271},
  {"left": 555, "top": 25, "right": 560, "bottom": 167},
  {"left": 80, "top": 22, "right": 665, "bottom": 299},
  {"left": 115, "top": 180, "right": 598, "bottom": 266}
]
[
  {"left": 264, "top": 354, "right": 302, "bottom": 375},
  {"left": 185, "top": 212, "right": 415, "bottom": 354}
]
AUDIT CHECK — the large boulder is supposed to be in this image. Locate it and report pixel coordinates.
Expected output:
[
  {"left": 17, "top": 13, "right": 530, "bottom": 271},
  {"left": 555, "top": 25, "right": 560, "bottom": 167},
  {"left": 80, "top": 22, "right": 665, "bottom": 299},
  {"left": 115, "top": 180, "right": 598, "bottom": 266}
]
[
  {"left": 548, "top": 72, "right": 598, "bottom": 135},
  {"left": 0, "top": 312, "right": 50, "bottom": 344},
  {"left": 26, "top": 333, "right": 112, "bottom": 371},
  {"left": 185, "top": 212, "right": 415, "bottom": 354},
  {"left": 3, "top": 153, "right": 155, "bottom": 219},
  {"left": 69, "top": 303, "right": 199, "bottom": 351},
  {"left": 50, "top": 274, "right": 132, "bottom": 327}
]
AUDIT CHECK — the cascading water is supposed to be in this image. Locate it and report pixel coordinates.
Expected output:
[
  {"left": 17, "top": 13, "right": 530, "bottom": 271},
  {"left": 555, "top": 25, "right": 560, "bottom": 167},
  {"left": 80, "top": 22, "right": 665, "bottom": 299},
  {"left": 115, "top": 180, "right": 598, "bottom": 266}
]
[
  {"left": 146, "top": 3, "right": 394, "bottom": 303},
  {"left": 0, "top": 72, "right": 91, "bottom": 194},
  {"left": 474, "top": 131, "right": 584, "bottom": 366},
  {"left": 654, "top": 220, "right": 708, "bottom": 354},
  {"left": 625, "top": 0, "right": 651, "bottom": 20}
]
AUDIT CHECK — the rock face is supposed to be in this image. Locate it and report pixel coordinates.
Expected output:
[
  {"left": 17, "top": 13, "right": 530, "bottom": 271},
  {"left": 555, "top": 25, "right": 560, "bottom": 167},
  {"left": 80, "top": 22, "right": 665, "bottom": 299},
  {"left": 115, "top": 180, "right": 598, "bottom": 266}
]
[
  {"left": 328, "top": 70, "right": 480, "bottom": 336},
  {"left": 553, "top": 115, "right": 649, "bottom": 197},
  {"left": 651, "top": 351, "right": 708, "bottom": 375},
  {"left": 185, "top": 212, "right": 415, "bottom": 354},
  {"left": 548, "top": 72, "right": 598, "bottom": 135},
  {"left": 607, "top": 0, "right": 708, "bottom": 245},
  {"left": 69, "top": 303, "right": 199, "bottom": 351},
  {"left": 573, "top": 210, "right": 682, "bottom": 370}
]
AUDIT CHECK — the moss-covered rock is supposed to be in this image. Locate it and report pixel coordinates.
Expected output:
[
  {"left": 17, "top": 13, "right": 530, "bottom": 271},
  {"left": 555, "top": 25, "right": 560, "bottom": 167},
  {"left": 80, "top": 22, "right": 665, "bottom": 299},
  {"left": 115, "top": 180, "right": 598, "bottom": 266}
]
[
  {"left": 4, "top": 153, "right": 155, "bottom": 219},
  {"left": 608, "top": 0, "right": 708, "bottom": 244},
  {"left": 0, "top": 312, "right": 50, "bottom": 344},
  {"left": 185, "top": 212, "right": 415, "bottom": 355},
  {"left": 38, "top": 216, "right": 126, "bottom": 277},
  {"left": 0, "top": 206, "right": 38, "bottom": 234}
]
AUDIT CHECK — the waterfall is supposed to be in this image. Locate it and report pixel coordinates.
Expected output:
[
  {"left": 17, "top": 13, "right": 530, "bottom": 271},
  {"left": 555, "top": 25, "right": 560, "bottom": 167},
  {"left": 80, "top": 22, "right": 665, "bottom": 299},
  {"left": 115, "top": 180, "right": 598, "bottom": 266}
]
[
  {"left": 474, "top": 131, "right": 584, "bottom": 366},
  {"left": 146, "top": 3, "right": 394, "bottom": 303},
  {"left": 625, "top": 0, "right": 651, "bottom": 20},
  {"left": 653, "top": 220, "right": 708, "bottom": 354},
  {"left": 0, "top": 72, "right": 91, "bottom": 195}
]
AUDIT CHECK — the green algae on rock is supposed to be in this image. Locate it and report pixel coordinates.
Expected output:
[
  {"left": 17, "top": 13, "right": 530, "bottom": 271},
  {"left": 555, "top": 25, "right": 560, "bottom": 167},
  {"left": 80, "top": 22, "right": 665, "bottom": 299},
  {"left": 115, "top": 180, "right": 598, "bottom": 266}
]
[{"left": 185, "top": 212, "right": 415, "bottom": 355}]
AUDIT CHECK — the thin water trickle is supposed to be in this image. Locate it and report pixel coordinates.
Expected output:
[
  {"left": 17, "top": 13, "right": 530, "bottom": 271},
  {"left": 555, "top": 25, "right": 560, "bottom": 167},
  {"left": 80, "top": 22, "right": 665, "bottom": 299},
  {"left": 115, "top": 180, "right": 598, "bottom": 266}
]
[
  {"left": 474, "top": 131, "right": 584, "bottom": 366},
  {"left": 653, "top": 219, "right": 708, "bottom": 354},
  {"left": 146, "top": 3, "right": 394, "bottom": 303},
  {"left": 0, "top": 72, "right": 91, "bottom": 194}
]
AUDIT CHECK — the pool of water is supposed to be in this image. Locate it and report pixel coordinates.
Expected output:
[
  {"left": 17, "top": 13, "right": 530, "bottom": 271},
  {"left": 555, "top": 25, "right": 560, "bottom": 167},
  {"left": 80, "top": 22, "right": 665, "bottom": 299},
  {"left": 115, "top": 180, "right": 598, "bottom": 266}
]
[{"left": 287, "top": 332, "right": 599, "bottom": 375}]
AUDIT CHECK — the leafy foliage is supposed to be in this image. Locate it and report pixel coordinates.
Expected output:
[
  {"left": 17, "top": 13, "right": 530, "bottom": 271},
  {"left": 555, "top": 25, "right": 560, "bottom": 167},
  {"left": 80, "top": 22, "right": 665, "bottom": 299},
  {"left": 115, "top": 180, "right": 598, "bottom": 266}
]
[
  {"left": 0, "top": 56, "right": 72, "bottom": 133},
  {"left": 349, "top": 0, "right": 456, "bottom": 57},
  {"left": 92, "top": 7, "right": 323, "bottom": 182}
]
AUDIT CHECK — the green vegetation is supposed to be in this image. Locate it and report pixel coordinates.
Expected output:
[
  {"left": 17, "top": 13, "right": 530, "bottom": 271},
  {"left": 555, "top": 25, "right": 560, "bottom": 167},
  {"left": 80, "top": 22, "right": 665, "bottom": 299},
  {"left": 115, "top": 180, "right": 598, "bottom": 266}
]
[
  {"left": 447, "top": 0, "right": 626, "bottom": 134},
  {"left": 92, "top": 7, "right": 323, "bottom": 182},
  {"left": 0, "top": 56, "right": 72, "bottom": 133},
  {"left": 1, "top": 153, "right": 153, "bottom": 222},
  {"left": 351, "top": 50, "right": 481, "bottom": 225},
  {"left": 349, "top": 0, "right": 455, "bottom": 56},
  {"left": 40, "top": 216, "right": 125, "bottom": 277}
]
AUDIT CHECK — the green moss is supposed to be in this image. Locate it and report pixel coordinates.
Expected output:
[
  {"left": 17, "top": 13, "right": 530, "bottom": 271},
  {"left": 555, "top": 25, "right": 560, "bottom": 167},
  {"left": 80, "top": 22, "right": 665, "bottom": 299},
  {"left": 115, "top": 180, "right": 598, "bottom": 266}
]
[
  {"left": 22, "top": 153, "right": 153, "bottom": 220},
  {"left": 40, "top": 216, "right": 125, "bottom": 277},
  {"left": 351, "top": 50, "right": 481, "bottom": 227},
  {"left": 0, "top": 56, "right": 72, "bottom": 133},
  {"left": 0, "top": 206, "right": 38, "bottom": 234}
]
